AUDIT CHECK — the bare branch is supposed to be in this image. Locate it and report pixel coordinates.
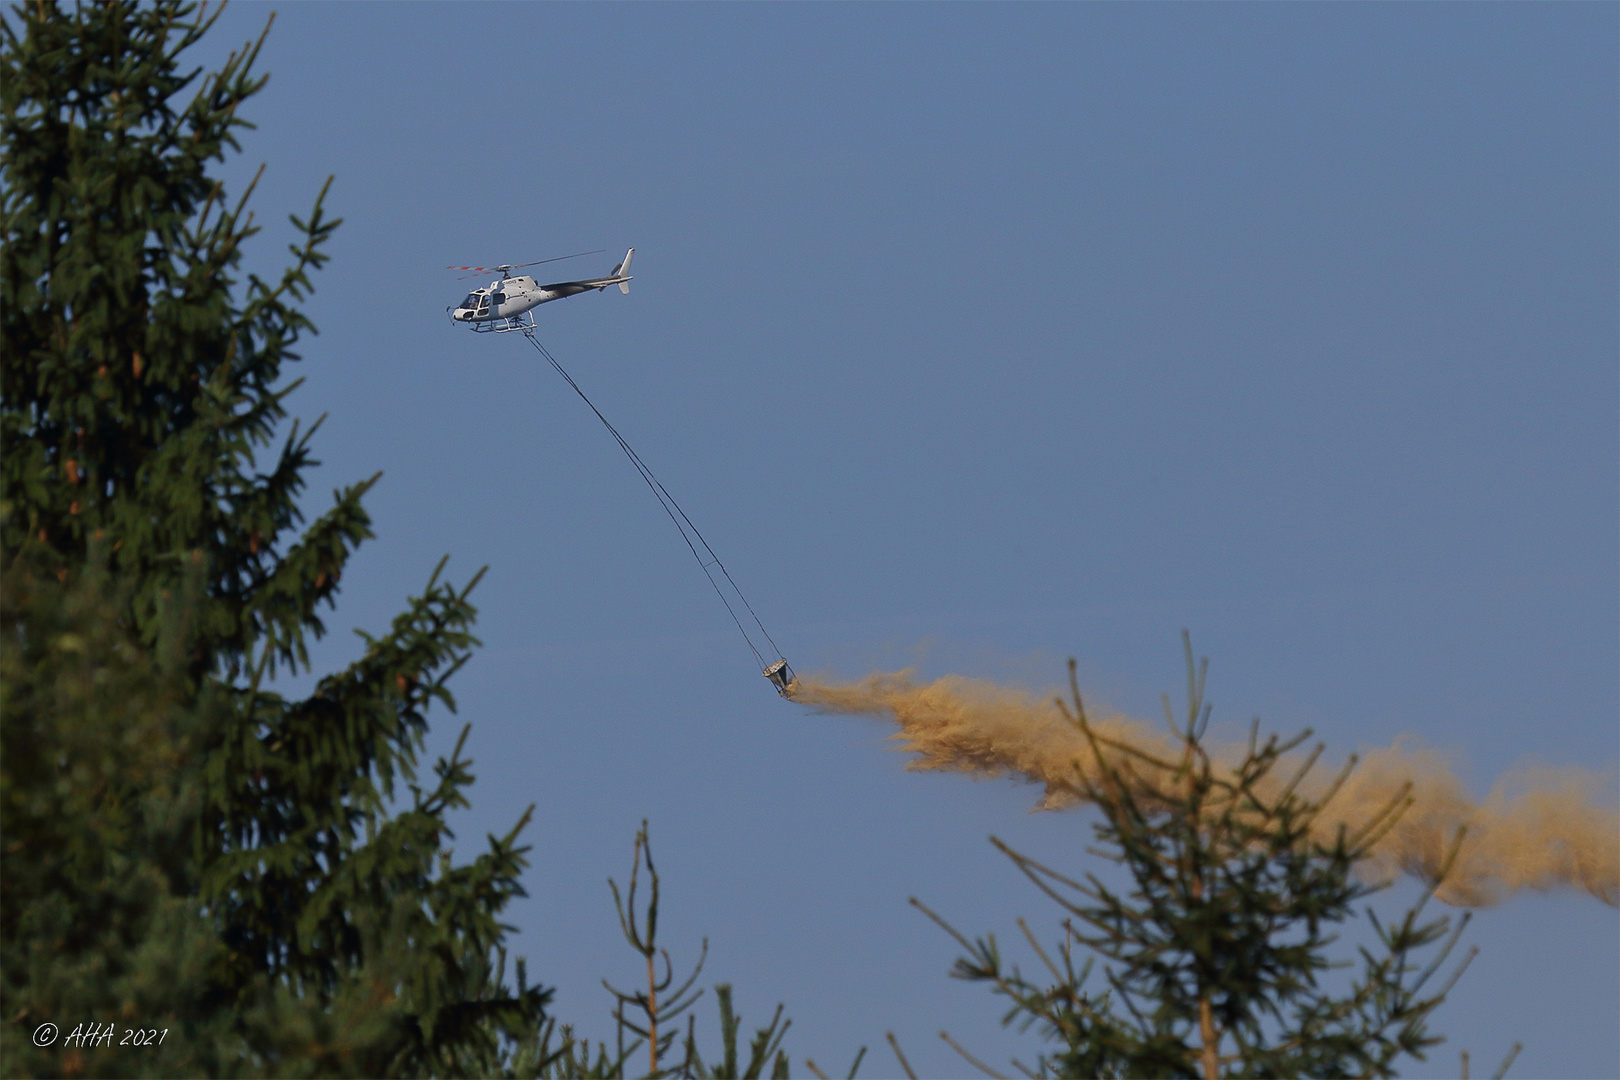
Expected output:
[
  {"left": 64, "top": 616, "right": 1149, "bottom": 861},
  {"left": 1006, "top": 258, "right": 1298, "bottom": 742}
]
[
  {"left": 940, "top": 1030, "right": 1010, "bottom": 1080},
  {"left": 886, "top": 1032, "right": 918, "bottom": 1080}
]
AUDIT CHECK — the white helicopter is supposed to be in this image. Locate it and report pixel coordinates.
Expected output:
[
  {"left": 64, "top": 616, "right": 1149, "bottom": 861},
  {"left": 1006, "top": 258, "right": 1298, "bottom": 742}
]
[{"left": 447, "top": 248, "right": 634, "bottom": 333}]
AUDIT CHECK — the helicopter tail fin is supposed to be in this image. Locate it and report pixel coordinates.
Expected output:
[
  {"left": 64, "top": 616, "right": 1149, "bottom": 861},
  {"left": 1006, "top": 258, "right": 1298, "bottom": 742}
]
[{"left": 611, "top": 248, "right": 633, "bottom": 294}]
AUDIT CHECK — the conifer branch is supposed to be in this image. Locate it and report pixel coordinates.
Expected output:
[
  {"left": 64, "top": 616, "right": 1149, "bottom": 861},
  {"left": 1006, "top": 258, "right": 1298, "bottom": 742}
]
[{"left": 885, "top": 1032, "right": 918, "bottom": 1080}]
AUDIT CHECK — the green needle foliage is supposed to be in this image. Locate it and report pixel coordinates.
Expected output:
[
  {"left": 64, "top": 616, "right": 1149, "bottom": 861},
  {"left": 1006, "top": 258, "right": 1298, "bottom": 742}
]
[
  {"left": 919, "top": 636, "right": 1486, "bottom": 1080},
  {"left": 2, "top": 3, "right": 547, "bottom": 1074}
]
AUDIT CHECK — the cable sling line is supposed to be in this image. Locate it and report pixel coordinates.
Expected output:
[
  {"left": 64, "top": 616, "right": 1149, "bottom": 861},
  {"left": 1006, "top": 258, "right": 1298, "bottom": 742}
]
[{"left": 521, "top": 329, "right": 791, "bottom": 688}]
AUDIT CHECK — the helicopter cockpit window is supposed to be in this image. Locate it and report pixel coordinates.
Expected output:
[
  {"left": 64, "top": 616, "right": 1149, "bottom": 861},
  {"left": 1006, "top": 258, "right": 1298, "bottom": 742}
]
[{"left": 460, "top": 294, "right": 480, "bottom": 310}]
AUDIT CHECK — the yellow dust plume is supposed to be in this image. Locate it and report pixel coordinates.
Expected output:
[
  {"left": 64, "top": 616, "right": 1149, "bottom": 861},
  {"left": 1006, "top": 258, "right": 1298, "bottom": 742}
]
[{"left": 791, "top": 670, "right": 1618, "bottom": 908}]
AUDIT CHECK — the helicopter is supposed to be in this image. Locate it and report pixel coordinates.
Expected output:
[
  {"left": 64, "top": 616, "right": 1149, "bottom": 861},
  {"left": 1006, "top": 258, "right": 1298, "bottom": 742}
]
[{"left": 447, "top": 248, "right": 634, "bottom": 333}]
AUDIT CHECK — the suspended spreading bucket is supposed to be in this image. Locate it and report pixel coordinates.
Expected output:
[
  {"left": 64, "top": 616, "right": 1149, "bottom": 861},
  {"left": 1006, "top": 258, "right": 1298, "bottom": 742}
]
[{"left": 763, "top": 659, "right": 797, "bottom": 698}]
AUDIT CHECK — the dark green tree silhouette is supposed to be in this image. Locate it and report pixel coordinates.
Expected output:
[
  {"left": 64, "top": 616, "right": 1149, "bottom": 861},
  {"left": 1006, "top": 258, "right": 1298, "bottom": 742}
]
[
  {"left": 2, "top": 3, "right": 546, "bottom": 1074},
  {"left": 915, "top": 636, "right": 1512, "bottom": 1080}
]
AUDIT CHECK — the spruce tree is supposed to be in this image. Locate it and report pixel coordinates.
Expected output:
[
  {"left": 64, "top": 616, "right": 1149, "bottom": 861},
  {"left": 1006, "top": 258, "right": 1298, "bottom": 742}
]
[
  {"left": 915, "top": 636, "right": 1497, "bottom": 1079},
  {"left": 3, "top": 3, "right": 547, "bottom": 1074}
]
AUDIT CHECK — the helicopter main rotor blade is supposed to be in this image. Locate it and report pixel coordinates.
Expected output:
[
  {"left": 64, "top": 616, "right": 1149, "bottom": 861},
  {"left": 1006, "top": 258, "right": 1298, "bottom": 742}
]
[
  {"left": 510, "top": 249, "right": 606, "bottom": 270},
  {"left": 444, "top": 250, "right": 607, "bottom": 275}
]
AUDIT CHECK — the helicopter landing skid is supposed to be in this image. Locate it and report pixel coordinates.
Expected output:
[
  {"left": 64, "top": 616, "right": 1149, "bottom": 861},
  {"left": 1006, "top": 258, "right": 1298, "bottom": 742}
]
[{"left": 468, "top": 311, "right": 538, "bottom": 334}]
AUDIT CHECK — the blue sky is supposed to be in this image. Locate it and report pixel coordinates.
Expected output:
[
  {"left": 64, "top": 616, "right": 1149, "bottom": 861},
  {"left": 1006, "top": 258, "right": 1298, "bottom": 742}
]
[{"left": 199, "top": 4, "right": 1615, "bottom": 1076}]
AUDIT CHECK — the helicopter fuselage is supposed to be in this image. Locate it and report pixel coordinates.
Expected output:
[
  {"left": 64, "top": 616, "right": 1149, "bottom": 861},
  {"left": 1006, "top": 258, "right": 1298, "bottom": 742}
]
[{"left": 451, "top": 276, "right": 550, "bottom": 323}]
